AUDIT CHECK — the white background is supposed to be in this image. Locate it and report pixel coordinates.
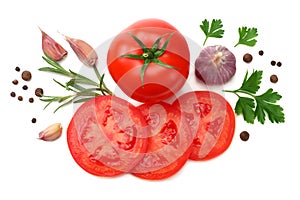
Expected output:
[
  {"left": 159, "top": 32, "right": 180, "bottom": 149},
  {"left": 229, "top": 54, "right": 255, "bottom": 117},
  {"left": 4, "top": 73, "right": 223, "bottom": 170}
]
[{"left": 0, "top": 0, "right": 299, "bottom": 199}]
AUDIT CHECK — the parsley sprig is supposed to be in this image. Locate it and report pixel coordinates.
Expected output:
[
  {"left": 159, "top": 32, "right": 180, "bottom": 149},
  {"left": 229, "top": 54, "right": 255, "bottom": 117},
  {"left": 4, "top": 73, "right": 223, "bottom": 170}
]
[
  {"left": 234, "top": 26, "right": 258, "bottom": 47},
  {"left": 200, "top": 19, "right": 225, "bottom": 46},
  {"left": 224, "top": 70, "right": 285, "bottom": 124}
]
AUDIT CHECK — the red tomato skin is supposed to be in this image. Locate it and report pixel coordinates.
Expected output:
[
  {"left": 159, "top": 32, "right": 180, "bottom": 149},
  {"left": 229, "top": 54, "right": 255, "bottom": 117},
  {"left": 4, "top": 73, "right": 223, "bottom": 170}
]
[
  {"left": 125, "top": 18, "right": 179, "bottom": 30},
  {"left": 132, "top": 145, "right": 192, "bottom": 180},
  {"left": 107, "top": 19, "right": 190, "bottom": 103},
  {"left": 67, "top": 96, "right": 149, "bottom": 177},
  {"left": 131, "top": 102, "right": 194, "bottom": 180},
  {"left": 173, "top": 91, "right": 235, "bottom": 161}
]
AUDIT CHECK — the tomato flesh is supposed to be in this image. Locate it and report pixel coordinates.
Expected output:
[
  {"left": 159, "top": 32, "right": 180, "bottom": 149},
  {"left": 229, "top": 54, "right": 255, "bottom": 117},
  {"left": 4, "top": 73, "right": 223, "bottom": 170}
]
[
  {"left": 131, "top": 102, "right": 193, "bottom": 180},
  {"left": 173, "top": 91, "right": 235, "bottom": 160},
  {"left": 67, "top": 96, "right": 148, "bottom": 176}
]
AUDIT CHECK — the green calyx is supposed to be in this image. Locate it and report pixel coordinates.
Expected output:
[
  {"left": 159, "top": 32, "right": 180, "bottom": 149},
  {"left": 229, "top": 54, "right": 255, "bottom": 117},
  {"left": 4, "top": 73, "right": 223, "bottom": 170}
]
[{"left": 121, "top": 31, "right": 178, "bottom": 87}]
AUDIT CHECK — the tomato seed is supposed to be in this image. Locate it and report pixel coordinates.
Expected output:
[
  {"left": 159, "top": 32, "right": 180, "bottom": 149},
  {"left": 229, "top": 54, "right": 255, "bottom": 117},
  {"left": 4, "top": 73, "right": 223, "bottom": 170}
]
[
  {"left": 276, "top": 61, "right": 282, "bottom": 67},
  {"left": 12, "top": 79, "right": 18, "bottom": 85},
  {"left": 35, "top": 88, "right": 44, "bottom": 97},
  {"left": 270, "top": 74, "right": 278, "bottom": 83},
  {"left": 271, "top": 60, "right": 276, "bottom": 66},
  {"left": 240, "top": 131, "right": 250, "bottom": 141},
  {"left": 15, "top": 66, "right": 20, "bottom": 72},
  {"left": 21, "top": 70, "right": 32, "bottom": 81},
  {"left": 22, "top": 85, "right": 28, "bottom": 90},
  {"left": 10, "top": 92, "right": 16, "bottom": 97},
  {"left": 243, "top": 53, "right": 253, "bottom": 63},
  {"left": 18, "top": 96, "right": 23, "bottom": 101},
  {"left": 258, "top": 50, "right": 264, "bottom": 56}
]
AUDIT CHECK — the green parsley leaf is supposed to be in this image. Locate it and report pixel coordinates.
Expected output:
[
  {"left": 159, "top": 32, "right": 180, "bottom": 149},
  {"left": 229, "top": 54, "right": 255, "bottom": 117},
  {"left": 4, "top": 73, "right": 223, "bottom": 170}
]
[
  {"left": 262, "top": 103, "right": 285, "bottom": 123},
  {"left": 235, "top": 97, "right": 255, "bottom": 124},
  {"left": 224, "top": 70, "right": 285, "bottom": 124},
  {"left": 255, "top": 89, "right": 284, "bottom": 124},
  {"left": 257, "top": 88, "right": 282, "bottom": 103},
  {"left": 254, "top": 102, "right": 266, "bottom": 124},
  {"left": 200, "top": 19, "right": 225, "bottom": 46},
  {"left": 239, "top": 70, "right": 262, "bottom": 94},
  {"left": 234, "top": 26, "right": 258, "bottom": 47}
]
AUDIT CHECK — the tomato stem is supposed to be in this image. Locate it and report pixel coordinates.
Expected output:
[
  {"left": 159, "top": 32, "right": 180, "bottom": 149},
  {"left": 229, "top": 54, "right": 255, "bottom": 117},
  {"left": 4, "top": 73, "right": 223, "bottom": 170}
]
[
  {"left": 142, "top": 51, "right": 154, "bottom": 59},
  {"left": 122, "top": 32, "right": 179, "bottom": 87}
]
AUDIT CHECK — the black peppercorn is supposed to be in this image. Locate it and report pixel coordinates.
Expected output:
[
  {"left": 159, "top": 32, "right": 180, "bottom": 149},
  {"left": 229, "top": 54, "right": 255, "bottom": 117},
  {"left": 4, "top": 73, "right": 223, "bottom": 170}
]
[
  {"left": 35, "top": 88, "right": 44, "bottom": 97},
  {"left": 240, "top": 131, "right": 250, "bottom": 141},
  {"left": 270, "top": 74, "right": 278, "bottom": 83},
  {"left": 31, "top": 118, "right": 37, "bottom": 123},
  {"left": 12, "top": 79, "right": 18, "bottom": 85},
  {"left": 21, "top": 70, "right": 32, "bottom": 81},
  {"left": 276, "top": 62, "right": 282, "bottom": 67},
  {"left": 22, "top": 85, "right": 28, "bottom": 90},
  {"left": 243, "top": 53, "right": 253, "bottom": 63},
  {"left": 10, "top": 92, "right": 16, "bottom": 97},
  {"left": 271, "top": 60, "right": 276, "bottom": 66}
]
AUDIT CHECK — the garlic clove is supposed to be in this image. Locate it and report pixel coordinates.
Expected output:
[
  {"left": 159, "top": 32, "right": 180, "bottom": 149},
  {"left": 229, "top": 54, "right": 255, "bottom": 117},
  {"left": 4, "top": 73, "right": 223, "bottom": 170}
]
[
  {"left": 38, "top": 123, "right": 63, "bottom": 141},
  {"left": 39, "top": 27, "right": 67, "bottom": 61},
  {"left": 63, "top": 34, "right": 98, "bottom": 67}
]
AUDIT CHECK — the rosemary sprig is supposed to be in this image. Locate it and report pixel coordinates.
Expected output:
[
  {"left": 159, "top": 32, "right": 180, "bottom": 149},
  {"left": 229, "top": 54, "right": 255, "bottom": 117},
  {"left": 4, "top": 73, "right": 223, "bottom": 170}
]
[{"left": 38, "top": 53, "right": 113, "bottom": 112}]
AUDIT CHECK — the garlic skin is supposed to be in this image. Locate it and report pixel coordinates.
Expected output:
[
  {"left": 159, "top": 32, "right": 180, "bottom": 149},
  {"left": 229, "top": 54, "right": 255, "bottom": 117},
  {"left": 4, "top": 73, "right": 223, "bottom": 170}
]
[
  {"left": 40, "top": 28, "right": 68, "bottom": 61},
  {"left": 38, "top": 123, "right": 63, "bottom": 141},
  {"left": 64, "top": 35, "right": 98, "bottom": 67}
]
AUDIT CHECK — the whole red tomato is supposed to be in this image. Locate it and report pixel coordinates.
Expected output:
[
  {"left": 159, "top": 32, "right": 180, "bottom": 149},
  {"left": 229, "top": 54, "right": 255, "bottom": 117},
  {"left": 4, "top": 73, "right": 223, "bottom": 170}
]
[{"left": 107, "top": 18, "right": 190, "bottom": 103}]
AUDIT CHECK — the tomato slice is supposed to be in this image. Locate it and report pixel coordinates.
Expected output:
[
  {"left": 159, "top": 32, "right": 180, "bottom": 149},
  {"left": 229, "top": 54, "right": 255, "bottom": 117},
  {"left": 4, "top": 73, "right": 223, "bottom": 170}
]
[
  {"left": 173, "top": 91, "right": 235, "bottom": 161},
  {"left": 131, "top": 102, "right": 194, "bottom": 180},
  {"left": 67, "top": 96, "right": 148, "bottom": 177}
]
